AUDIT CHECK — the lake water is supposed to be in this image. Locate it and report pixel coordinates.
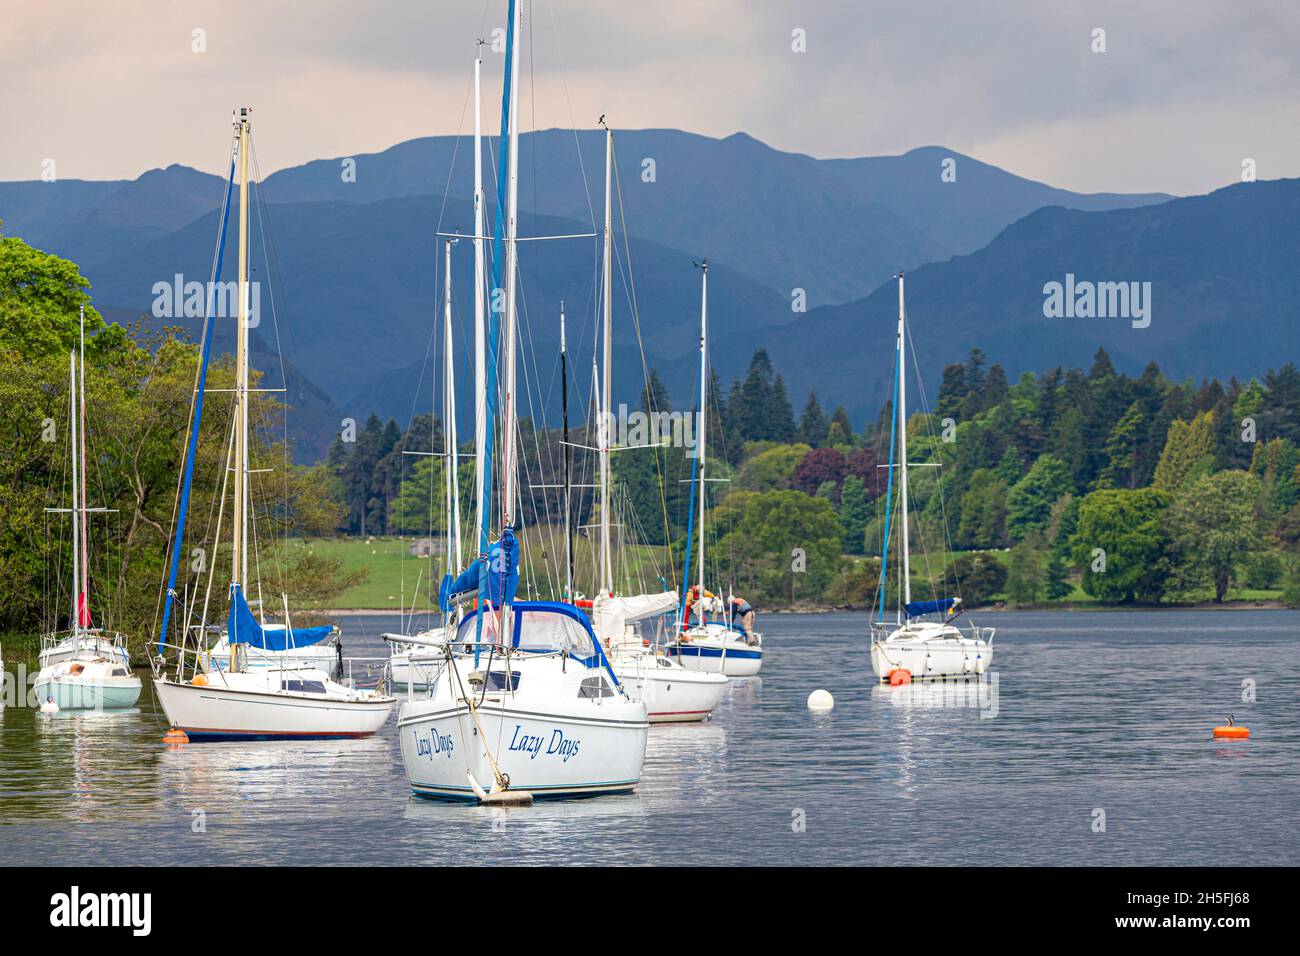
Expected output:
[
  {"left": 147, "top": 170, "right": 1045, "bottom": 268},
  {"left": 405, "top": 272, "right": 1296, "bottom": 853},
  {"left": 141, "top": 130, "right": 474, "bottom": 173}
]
[{"left": 1, "top": 610, "right": 1296, "bottom": 866}]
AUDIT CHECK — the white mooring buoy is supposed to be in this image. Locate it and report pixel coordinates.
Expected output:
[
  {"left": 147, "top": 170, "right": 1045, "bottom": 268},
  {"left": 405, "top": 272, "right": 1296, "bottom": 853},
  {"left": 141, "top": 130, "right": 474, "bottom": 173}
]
[{"left": 807, "top": 689, "right": 834, "bottom": 711}]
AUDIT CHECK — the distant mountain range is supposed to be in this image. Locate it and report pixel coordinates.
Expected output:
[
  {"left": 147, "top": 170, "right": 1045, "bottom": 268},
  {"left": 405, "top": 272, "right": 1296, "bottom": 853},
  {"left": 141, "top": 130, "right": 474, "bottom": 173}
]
[
  {"left": 16, "top": 126, "right": 1275, "bottom": 463},
  {"left": 760, "top": 177, "right": 1300, "bottom": 427}
]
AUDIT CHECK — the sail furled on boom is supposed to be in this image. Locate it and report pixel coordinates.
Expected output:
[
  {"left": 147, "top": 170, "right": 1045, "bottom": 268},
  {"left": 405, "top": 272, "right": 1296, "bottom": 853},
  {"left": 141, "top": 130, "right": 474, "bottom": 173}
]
[
  {"left": 226, "top": 584, "right": 333, "bottom": 651},
  {"left": 904, "top": 598, "right": 960, "bottom": 620},
  {"left": 441, "top": 527, "right": 520, "bottom": 612}
]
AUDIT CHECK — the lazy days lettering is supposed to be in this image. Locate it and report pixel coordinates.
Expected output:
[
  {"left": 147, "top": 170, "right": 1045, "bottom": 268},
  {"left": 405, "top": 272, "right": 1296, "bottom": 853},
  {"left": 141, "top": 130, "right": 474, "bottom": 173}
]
[
  {"left": 509, "top": 724, "right": 581, "bottom": 762},
  {"left": 414, "top": 728, "right": 454, "bottom": 760}
]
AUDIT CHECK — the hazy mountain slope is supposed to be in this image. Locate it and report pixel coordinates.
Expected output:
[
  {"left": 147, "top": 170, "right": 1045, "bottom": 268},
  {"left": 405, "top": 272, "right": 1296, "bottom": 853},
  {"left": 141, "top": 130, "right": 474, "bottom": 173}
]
[{"left": 757, "top": 179, "right": 1300, "bottom": 428}]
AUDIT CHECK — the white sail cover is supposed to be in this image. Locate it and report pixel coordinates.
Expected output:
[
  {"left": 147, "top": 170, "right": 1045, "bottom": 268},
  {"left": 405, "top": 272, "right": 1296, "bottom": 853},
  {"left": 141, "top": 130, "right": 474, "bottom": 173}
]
[{"left": 591, "top": 591, "right": 679, "bottom": 648}]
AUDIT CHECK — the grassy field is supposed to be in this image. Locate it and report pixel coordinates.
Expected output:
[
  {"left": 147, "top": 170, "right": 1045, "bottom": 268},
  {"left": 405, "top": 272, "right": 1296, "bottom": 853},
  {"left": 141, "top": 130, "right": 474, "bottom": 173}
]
[{"left": 294, "top": 531, "right": 675, "bottom": 609}]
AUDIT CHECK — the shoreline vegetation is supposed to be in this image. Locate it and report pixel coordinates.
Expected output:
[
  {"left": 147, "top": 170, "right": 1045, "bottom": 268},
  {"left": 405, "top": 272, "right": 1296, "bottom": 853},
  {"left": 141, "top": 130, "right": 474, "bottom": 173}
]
[
  {"left": 322, "top": 599, "right": 1289, "bottom": 615},
  {"left": 4, "top": 231, "right": 1300, "bottom": 670}
]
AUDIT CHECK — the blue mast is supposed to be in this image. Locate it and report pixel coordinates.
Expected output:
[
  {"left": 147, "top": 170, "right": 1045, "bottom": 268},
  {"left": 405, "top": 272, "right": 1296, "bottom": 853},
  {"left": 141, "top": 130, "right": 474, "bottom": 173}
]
[
  {"left": 475, "top": 0, "right": 517, "bottom": 657},
  {"left": 156, "top": 158, "right": 236, "bottom": 656}
]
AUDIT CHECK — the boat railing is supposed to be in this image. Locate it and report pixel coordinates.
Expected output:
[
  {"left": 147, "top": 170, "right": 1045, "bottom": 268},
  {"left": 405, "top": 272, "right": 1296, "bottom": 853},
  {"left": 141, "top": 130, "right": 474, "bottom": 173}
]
[{"left": 339, "top": 655, "right": 391, "bottom": 690}]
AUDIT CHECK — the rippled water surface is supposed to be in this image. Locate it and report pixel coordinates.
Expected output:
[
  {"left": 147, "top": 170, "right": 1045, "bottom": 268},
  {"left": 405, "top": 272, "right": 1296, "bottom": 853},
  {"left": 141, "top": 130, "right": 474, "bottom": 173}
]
[{"left": 2, "top": 610, "right": 1296, "bottom": 865}]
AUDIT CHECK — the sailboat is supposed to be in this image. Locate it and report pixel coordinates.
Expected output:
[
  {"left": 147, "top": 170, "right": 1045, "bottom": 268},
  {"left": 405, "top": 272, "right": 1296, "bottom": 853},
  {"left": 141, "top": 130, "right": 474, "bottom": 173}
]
[
  {"left": 151, "top": 108, "right": 394, "bottom": 739},
  {"left": 35, "top": 309, "right": 142, "bottom": 711},
  {"left": 582, "top": 122, "right": 728, "bottom": 721},
  {"left": 869, "top": 273, "right": 995, "bottom": 682},
  {"left": 666, "top": 261, "right": 764, "bottom": 678},
  {"left": 397, "top": 1, "right": 648, "bottom": 801}
]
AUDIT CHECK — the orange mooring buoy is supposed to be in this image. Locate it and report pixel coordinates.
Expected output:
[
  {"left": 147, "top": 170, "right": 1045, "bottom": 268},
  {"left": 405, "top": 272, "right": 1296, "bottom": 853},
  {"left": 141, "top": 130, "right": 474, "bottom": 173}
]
[
  {"left": 162, "top": 728, "right": 190, "bottom": 746},
  {"left": 888, "top": 668, "right": 912, "bottom": 687},
  {"left": 1212, "top": 716, "right": 1250, "bottom": 739}
]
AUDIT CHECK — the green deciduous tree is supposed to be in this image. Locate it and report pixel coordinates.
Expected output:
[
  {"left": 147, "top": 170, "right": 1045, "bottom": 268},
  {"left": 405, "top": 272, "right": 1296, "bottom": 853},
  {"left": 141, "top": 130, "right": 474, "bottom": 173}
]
[
  {"left": 1164, "top": 470, "right": 1262, "bottom": 602},
  {"left": 713, "top": 490, "right": 842, "bottom": 604},
  {"left": 1070, "top": 487, "right": 1172, "bottom": 603}
]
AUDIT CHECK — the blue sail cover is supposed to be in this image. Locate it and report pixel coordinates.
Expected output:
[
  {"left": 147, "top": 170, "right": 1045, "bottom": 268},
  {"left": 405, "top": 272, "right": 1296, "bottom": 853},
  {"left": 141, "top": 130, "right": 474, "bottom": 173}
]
[
  {"left": 227, "top": 583, "right": 333, "bottom": 650},
  {"left": 905, "top": 598, "right": 959, "bottom": 620},
  {"left": 439, "top": 527, "right": 520, "bottom": 612}
]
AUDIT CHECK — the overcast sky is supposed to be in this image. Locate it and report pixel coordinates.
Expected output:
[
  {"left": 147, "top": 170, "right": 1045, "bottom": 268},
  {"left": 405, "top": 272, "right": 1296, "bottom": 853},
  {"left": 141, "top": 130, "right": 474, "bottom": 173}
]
[{"left": 4, "top": 0, "right": 1298, "bottom": 195}]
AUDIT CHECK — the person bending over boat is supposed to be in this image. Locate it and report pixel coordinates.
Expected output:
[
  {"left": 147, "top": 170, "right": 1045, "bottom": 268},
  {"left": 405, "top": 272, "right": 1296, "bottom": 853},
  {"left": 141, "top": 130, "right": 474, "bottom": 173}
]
[{"left": 729, "top": 596, "right": 757, "bottom": 645}]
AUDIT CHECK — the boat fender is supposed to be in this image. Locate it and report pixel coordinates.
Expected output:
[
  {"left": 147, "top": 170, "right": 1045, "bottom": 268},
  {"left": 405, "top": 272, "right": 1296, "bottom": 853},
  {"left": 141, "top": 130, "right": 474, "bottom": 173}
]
[
  {"left": 191, "top": 674, "right": 209, "bottom": 686},
  {"left": 888, "top": 668, "right": 912, "bottom": 686}
]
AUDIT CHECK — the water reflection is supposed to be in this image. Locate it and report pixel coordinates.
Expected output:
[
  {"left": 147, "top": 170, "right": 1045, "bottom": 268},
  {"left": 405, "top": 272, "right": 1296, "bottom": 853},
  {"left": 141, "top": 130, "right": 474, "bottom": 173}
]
[{"left": 1, "top": 610, "right": 1297, "bottom": 866}]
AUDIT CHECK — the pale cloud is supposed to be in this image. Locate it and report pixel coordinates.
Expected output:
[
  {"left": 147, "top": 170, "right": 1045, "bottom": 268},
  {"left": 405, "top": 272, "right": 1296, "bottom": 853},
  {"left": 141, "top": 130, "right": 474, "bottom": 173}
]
[{"left": 2, "top": 0, "right": 1298, "bottom": 194}]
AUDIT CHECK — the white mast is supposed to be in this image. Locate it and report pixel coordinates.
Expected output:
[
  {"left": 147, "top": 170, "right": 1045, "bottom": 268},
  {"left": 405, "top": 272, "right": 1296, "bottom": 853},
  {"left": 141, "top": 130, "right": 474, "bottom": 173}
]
[
  {"left": 473, "top": 49, "right": 488, "bottom": 558},
  {"left": 560, "top": 301, "right": 572, "bottom": 601},
  {"left": 500, "top": 0, "right": 522, "bottom": 529},
  {"left": 696, "top": 260, "right": 708, "bottom": 616},
  {"left": 598, "top": 122, "right": 613, "bottom": 597},
  {"left": 232, "top": 108, "right": 250, "bottom": 594},
  {"left": 896, "top": 272, "right": 910, "bottom": 619},
  {"left": 68, "top": 349, "right": 80, "bottom": 636},
  {"left": 443, "top": 238, "right": 462, "bottom": 579},
  {"left": 78, "top": 306, "right": 89, "bottom": 629}
]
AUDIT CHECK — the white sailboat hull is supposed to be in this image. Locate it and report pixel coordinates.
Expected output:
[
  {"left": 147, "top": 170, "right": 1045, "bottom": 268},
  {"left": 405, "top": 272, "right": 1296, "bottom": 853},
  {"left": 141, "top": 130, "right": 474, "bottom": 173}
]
[
  {"left": 34, "top": 674, "right": 141, "bottom": 711},
  {"left": 666, "top": 626, "right": 763, "bottom": 677},
  {"left": 385, "top": 628, "right": 450, "bottom": 689},
  {"left": 399, "top": 696, "right": 648, "bottom": 800},
  {"left": 155, "top": 671, "right": 394, "bottom": 740},
  {"left": 390, "top": 656, "right": 439, "bottom": 690},
  {"left": 870, "top": 626, "right": 992, "bottom": 681},
  {"left": 611, "top": 654, "right": 728, "bottom": 722}
]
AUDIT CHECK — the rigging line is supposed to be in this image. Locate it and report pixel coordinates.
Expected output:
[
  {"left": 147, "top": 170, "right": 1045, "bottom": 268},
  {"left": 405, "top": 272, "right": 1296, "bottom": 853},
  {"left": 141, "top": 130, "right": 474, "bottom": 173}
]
[
  {"left": 905, "top": 313, "right": 961, "bottom": 605},
  {"left": 511, "top": 265, "right": 565, "bottom": 575},
  {"left": 610, "top": 144, "right": 676, "bottom": 581},
  {"left": 249, "top": 144, "right": 292, "bottom": 600},
  {"left": 193, "top": 413, "right": 237, "bottom": 657},
  {"left": 152, "top": 134, "right": 238, "bottom": 640},
  {"left": 543, "top": 0, "right": 599, "bottom": 231},
  {"left": 181, "top": 387, "right": 228, "bottom": 648}
]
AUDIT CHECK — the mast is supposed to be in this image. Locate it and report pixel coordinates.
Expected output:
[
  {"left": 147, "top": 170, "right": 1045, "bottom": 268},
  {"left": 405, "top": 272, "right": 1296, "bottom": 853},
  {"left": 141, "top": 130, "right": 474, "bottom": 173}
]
[
  {"left": 896, "top": 272, "right": 910, "bottom": 617},
  {"left": 560, "top": 300, "right": 573, "bottom": 601},
  {"left": 232, "top": 108, "right": 250, "bottom": 594},
  {"left": 500, "top": 0, "right": 522, "bottom": 529},
  {"left": 473, "top": 48, "right": 488, "bottom": 559},
  {"left": 443, "top": 239, "right": 462, "bottom": 582},
  {"left": 78, "top": 306, "right": 89, "bottom": 630},
  {"left": 68, "top": 350, "right": 80, "bottom": 636},
  {"left": 598, "top": 121, "right": 613, "bottom": 597},
  {"left": 696, "top": 259, "right": 708, "bottom": 617}
]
